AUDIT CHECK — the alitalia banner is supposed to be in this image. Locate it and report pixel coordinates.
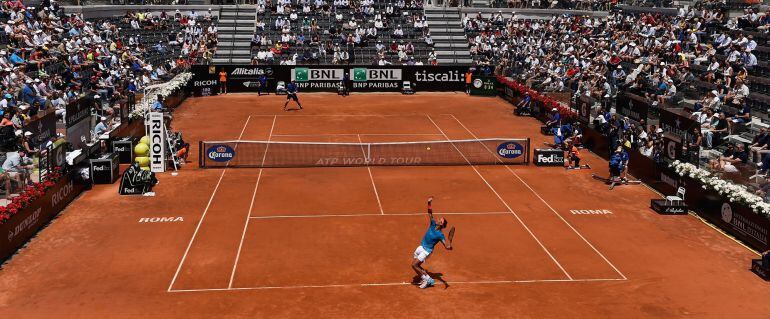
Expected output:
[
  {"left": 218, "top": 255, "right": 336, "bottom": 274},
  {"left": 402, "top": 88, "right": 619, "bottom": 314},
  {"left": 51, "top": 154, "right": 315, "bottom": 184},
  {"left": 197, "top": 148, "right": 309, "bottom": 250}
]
[{"left": 190, "top": 65, "right": 473, "bottom": 94}]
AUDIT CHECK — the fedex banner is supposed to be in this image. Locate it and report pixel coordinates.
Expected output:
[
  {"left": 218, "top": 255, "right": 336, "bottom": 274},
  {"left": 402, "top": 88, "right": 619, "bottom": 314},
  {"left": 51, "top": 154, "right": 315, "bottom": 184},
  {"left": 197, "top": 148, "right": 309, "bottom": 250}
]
[{"left": 190, "top": 65, "right": 471, "bottom": 95}]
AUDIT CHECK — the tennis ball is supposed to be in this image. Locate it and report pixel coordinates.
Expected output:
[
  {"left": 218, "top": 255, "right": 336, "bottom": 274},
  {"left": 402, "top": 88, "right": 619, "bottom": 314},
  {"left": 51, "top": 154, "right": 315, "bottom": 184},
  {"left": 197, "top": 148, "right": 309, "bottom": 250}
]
[
  {"left": 134, "top": 143, "right": 150, "bottom": 156},
  {"left": 134, "top": 156, "right": 150, "bottom": 166},
  {"left": 139, "top": 136, "right": 150, "bottom": 145},
  {"left": 426, "top": 147, "right": 431, "bottom": 150},
  {"left": 140, "top": 166, "right": 150, "bottom": 171}
]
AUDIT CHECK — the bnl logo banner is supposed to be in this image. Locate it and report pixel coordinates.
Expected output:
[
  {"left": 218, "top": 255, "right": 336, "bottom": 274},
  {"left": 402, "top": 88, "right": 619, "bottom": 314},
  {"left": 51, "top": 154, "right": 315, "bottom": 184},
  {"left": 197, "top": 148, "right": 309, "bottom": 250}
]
[
  {"left": 291, "top": 68, "right": 344, "bottom": 81},
  {"left": 353, "top": 68, "right": 402, "bottom": 81}
]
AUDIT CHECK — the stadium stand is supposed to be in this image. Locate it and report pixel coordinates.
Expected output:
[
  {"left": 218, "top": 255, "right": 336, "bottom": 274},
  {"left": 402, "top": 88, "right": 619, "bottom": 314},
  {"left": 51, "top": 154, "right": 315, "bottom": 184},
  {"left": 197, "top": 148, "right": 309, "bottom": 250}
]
[
  {"left": 0, "top": 0, "right": 765, "bottom": 217},
  {"left": 0, "top": 2, "right": 215, "bottom": 207},
  {"left": 480, "top": 0, "right": 770, "bottom": 194},
  {"left": 214, "top": 0, "right": 438, "bottom": 65}
]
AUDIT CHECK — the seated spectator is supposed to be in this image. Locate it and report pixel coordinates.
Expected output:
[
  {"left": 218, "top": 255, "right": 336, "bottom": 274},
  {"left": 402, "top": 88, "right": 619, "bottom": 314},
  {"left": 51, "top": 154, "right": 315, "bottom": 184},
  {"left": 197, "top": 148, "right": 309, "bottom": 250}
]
[
  {"left": 728, "top": 103, "right": 751, "bottom": 133},
  {"left": 639, "top": 139, "right": 655, "bottom": 158},
  {"left": 152, "top": 94, "right": 163, "bottom": 111},
  {"left": 703, "top": 112, "right": 729, "bottom": 149},
  {"left": 93, "top": 116, "right": 108, "bottom": 137},
  {"left": 2, "top": 150, "right": 32, "bottom": 187},
  {"left": 711, "top": 143, "right": 748, "bottom": 173},
  {"left": 750, "top": 128, "right": 770, "bottom": 163}
]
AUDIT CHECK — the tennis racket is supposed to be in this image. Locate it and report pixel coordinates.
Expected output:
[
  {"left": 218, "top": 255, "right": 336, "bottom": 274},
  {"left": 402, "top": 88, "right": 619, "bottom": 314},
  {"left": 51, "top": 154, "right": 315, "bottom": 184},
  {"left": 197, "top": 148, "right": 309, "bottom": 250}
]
[{"left": 448, "top": 226, "right": 455, "bottom": 243}]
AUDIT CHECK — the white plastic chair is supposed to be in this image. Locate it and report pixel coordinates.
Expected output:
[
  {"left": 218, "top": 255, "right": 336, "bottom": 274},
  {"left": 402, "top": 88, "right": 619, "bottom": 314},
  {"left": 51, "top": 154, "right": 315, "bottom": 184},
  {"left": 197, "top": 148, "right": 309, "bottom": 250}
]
[{"left": 666, "top": 187, "right": 685, "bottom": 205}]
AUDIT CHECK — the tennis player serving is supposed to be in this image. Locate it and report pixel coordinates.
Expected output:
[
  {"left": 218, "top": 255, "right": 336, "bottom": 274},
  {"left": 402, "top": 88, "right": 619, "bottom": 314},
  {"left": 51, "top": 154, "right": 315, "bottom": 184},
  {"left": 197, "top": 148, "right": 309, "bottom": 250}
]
[{"left": 412, "top": 196, "right": 455, "bottom": 289}]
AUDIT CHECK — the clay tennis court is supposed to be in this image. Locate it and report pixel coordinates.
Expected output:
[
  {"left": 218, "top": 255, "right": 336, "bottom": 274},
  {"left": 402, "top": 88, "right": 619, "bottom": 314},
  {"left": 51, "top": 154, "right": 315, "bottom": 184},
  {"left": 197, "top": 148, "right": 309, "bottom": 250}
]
[{"left": 1, "top": 93, "right": 770, "bottom": 318}]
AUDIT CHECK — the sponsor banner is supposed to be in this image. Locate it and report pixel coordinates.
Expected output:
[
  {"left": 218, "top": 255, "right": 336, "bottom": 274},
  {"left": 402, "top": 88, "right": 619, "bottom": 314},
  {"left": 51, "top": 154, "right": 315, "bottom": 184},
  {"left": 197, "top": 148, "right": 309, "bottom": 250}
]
[
  {"left": 228, "top": 66, "right": 275, "bottom": 93},
  {"left": 663, "top": 134, "right": 683, "bottom": 161},
  {"left": 705, "top": 201, "right": 770, "bottom": 251},
  {"left": 65, "top": 97, "right": 91, "bottom": 129},
  {"left": 50, "top": 143, "right": 67, "bottom": 168},
  {"left": 0, "top": 175, "right": 85, "bottom": 261},
  {"left": 351, "top": 68, "right": 403, "bottom": 82},
  {"left": 751, "top": 259, "right": 770, "bottom": 279},
  {"left": 291, "top": 67, "right": 343, "bottom": 82},
  {"left": 616, "top": 93, "right": 649, "bottom": 124},
  {"left": 534, "top": 148, "right": 565, "bottom": 166},
  {"left": 229, "top": 66, "right": 274, "bottom": 79},
  {"left": 650, "top": 199, "right": 688, "bottom": 215},
  {"left": 119, "top": 164, "right": 157, "bottom": 195},
  {"left": 575, "top": 96, "right": 592, "bottom": 124},
  {"left": 23, "top": 110, "right": 56, "bottom": 148},
  {"left": 111, "top": 138, "right": 135, "bottom": 164},
  {"left": 66, "top": 114, "right": 92, "bottom": 151},
  {"left": 189, "top": 70, "right": 217, "bottom": 97},
  {"left": 469, "top": 76, "right": 498, "bottom": 96},
  {"left": 147, "top": 112, "right": 165, "bottom": 173},
  {"left": 496, "top": 141, "right": 524, "bottom": 159},
  {"left": 190, "top": 65, "right": 470, "bottom": 93},
  {"left": 90, "top": 153, "right": 119, "bottom": 184},
  {"left": 38, "top": 143, "right": 68, "bottom": 176},
  {"left": 291, "top": 67, "right": 344, "bottom": 89},
  {"left": 193, "top": 79, "right": 218, "bottom": 87},
  {"left": 412, "top": 68, "right": 464, "bottom": 85},
  {"left": 659, "top": 108, "right": 699, "bottom": 141},
  {"left": 206, "top": 144, "right": 236, "bottom": 163},
  {"left": 657, "top": 166, "right": 680, "bottom": 196},
  {"left": 351, "top": 68, "right": 402, "bottom": 90}
]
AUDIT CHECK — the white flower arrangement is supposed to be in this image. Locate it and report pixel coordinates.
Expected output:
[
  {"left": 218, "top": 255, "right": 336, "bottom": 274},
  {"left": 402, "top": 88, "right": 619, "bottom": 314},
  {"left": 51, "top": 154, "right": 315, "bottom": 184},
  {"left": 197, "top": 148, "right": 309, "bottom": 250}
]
[
  {"left": 130, "top": 72, "right": 193, "bottom": 119},
  {"left": 670, "top": 160, "right": 770, "bottom": 217}
]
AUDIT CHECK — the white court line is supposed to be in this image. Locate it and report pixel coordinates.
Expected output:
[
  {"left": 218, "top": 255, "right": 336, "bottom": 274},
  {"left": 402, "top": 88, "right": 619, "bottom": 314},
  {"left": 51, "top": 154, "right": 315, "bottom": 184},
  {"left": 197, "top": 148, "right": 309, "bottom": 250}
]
[
  {"left": 426, "top": 115, "right": 573, "bottom": 280},
  {"left": 272, "top": 133, "right": 444, "bottom": 137},
  {"left": 448, "top": 114, "right": 627, "bottom": 280},
  {"left": 248, "top": 211, "right": 510, "bottom": 219},
  {"left": 168, "top": 116, "right": 253, "bottom": 292},
  {"left": 357, "top": 134, "right": 384, "bottom": 215},
  {"left": 228, "top": 115, "right": 278, "bottom": 288},
  {"left": 168, "top": 277, "right": 626, "bottom": 293},
  {"left": 248, "top": 114, "right": 428, "bottom": 117}
]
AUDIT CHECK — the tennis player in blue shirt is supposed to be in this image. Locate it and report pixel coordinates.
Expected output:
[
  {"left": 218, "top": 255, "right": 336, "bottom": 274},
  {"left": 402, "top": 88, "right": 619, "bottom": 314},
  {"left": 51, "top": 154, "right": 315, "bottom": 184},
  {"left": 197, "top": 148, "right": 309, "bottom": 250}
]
[
  {"left": 412, "top": 197, "right": 454, "bottom": 289},
  {"left": 283, "top": 80, "right": 303, "bottom": 111}
]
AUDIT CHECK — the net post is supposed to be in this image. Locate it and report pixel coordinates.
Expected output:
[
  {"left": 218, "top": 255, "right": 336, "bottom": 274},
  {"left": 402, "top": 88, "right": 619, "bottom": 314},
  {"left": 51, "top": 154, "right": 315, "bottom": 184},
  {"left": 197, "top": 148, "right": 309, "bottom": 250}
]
[
  {"left": 199, "top": 141, "right": 204, "bottom": 168},
  {"left": 366, "top": 143, "right": 371, "bottom": 163},
  {"left": 526, "top": 138, "right": 531, "bottom": 164}
]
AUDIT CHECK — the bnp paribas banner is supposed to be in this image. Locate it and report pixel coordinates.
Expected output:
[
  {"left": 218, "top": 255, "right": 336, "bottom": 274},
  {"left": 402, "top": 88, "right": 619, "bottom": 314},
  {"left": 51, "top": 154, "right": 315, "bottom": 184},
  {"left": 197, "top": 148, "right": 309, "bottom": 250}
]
[
  {"left": 291, "top": 67, "right": 343, "bottom": 89},
  {"left": 352, "top": 68, "right": 402, "bottom": 90},
  {"left": 190, "top": 65, "right": 472, "bottom": 95}
]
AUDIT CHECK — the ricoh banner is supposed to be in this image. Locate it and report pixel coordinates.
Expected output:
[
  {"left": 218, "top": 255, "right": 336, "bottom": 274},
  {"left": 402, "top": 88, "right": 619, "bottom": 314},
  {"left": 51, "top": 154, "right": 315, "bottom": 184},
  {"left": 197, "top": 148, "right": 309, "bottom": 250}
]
[
  {"left": 190, "top": 65, "right": 471, "bottom": 95},
  {"left": 147, "top": 112, "right": 166, "bottom": 173}
]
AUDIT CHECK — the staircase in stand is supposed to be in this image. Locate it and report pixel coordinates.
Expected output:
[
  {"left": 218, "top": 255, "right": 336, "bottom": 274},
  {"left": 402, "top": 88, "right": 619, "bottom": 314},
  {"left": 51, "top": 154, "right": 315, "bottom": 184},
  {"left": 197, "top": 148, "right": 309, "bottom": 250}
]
[
  {"left": 214, "top": 5, "right": 256, "bottom": 64},
  {"left": 424, "top": 7, "right": 472, "bottom": 64}
]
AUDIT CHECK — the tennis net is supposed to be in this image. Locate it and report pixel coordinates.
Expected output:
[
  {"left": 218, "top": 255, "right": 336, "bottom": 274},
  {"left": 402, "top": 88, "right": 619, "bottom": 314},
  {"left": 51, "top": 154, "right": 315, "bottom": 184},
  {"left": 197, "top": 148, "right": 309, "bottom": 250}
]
[{"left": 198, "top": 138, "right": 530, "bottom": 168}]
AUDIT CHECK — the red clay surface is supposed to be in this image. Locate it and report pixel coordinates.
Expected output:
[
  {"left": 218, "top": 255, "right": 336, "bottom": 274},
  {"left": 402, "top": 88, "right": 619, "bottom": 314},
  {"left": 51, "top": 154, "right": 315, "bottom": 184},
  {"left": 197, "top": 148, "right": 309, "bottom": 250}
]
[{"left": 1, "top": 93, "right": 770, "bottom": 318}]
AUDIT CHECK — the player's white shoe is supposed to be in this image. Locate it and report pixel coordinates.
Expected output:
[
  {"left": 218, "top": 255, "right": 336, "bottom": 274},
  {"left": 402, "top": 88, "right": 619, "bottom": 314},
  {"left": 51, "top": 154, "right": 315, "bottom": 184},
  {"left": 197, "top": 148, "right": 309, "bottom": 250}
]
[{"left": 419, "top": 278, "right": 435, "bottom": 289}]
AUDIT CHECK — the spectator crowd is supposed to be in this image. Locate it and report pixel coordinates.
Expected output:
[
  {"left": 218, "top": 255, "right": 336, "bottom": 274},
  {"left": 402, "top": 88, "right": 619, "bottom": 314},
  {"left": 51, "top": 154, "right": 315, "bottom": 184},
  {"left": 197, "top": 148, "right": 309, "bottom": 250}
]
[
  {"left": 0, "top": 1, "right": 216, "bottom": 204},
  {"left": 248, "top": 0, "right": 436, "bottom": 65},
  {"left": 476, "top": 1, "right": 770, "bottom": 198}
]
